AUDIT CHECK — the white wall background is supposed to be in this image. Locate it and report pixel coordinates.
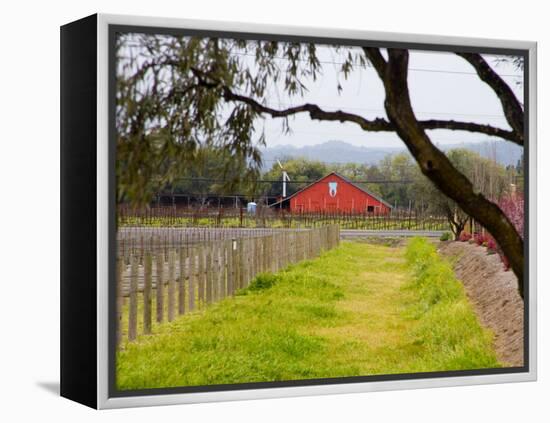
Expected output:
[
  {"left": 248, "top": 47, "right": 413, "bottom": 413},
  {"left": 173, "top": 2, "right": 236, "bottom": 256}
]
[{"left": 0, "top": 0, "right": 547, "bottom": 421}]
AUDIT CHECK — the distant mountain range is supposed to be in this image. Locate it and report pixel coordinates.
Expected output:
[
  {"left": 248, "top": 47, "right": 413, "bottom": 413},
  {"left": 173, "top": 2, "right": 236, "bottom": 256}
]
[{"left": 260, "top": 140, "right": 523, "bottom": 169}]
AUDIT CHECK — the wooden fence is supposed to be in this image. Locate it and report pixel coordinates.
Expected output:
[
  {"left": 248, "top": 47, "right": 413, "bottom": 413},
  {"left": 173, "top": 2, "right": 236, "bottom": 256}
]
[
  {"left": 117, "top": 227, "right": 303, "bottom": 252},
  {"left": 117, "top": 225, "right": 340, "bottom": 346}
]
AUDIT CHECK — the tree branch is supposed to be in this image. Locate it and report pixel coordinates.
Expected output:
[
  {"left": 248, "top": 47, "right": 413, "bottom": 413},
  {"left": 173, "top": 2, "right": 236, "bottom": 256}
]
[
  {"left": 190, "top": 67, "right": 393, "bottom": 131},
  {"left": 420, "top": 119, "right": 519, "bottom": 144},
  {"left": 226, "top": 95, "right": 520, "bottom": 143},
  {"left": 362, "top": 47, "right": 387, "bottom": 76},
  {"left": 456, "top": 52, "right": 524, "bottom": 144},
  {"left": 225, "top": 89, "right": 394, "bottom": 132},
  {"left": 191, "top": 67, "right": 520, "bottom": 143}
]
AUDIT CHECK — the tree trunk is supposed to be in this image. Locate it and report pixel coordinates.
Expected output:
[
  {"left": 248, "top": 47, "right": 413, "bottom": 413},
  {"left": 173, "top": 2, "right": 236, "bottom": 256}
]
[{"left": 368, "top": 49, "right": 524, "bottom": 298}]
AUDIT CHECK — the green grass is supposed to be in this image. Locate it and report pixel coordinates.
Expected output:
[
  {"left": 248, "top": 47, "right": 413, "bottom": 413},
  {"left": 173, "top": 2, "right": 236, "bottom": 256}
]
[
  {"left": 402, "top": 237, "right": 499, "bottom": 371},
  {"left": 116, "top": 239, "right": 499, "bottom": 390}
]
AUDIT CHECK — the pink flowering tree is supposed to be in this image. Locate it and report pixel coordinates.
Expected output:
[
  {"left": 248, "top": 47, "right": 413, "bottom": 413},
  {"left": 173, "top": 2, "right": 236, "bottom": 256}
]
[
  {"left": 495, "top": 193, "right": 524, "bottom": 271},
  {"left": 499, "top": 194, "right": 525, "bottom": 240}
]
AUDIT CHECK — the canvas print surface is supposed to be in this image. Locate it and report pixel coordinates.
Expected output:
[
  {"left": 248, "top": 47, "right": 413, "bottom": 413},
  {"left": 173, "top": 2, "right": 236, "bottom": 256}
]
[{"left": 113, "top": 29, "right": 527, "bottom": 393}]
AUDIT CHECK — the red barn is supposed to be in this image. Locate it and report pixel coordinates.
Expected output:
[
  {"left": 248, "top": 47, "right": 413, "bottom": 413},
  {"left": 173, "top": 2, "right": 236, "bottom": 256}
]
[{"left": 276, "top": 172, "right": 392, "bottom": 214}]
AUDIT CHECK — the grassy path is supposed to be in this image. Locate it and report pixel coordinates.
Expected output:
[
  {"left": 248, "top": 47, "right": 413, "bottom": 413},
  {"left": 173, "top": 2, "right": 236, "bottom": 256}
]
[{"left": 117, "top": 240, "right": 499, "bottom": 390}]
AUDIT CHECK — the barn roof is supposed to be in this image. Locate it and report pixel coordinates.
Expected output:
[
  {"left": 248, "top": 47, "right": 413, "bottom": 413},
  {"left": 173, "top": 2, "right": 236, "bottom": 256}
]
[{"left": 270, "top": 171, "right": 392, "bottom": 209}]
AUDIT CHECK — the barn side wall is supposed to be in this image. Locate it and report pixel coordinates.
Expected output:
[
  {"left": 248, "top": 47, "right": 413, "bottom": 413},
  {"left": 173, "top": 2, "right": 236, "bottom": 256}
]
[{"left": 289, "top": 174, "right": 390, "bottom": 214}]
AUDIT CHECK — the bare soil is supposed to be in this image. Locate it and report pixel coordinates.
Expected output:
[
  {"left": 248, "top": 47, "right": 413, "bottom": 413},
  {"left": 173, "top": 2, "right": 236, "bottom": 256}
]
[{"left": 438, "top": 241, "right": 524, "bottom": 367}]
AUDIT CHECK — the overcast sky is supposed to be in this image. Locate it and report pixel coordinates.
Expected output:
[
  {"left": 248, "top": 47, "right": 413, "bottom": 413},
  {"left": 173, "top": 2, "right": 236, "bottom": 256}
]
[
  {"left": 253, "top": 47, "right": 523, "bottom": 149},
  {"left": 120, "top": 34, "right": 524, "bottom": 152}
]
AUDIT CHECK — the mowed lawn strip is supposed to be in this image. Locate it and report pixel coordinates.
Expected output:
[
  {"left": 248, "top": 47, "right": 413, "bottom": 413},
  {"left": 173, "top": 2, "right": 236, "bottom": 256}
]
[{"left": 117, "top": 239, "right": 499, "bottom": 390}]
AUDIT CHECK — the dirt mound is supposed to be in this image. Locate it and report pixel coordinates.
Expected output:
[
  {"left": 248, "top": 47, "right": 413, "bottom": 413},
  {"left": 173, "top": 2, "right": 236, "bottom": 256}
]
[{"left": 438, "top": 241, "right": 524, "bottom": 367}]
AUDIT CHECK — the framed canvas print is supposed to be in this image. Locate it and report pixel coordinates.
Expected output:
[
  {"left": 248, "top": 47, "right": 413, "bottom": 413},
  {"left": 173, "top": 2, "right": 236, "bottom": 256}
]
[{"left": 60, "top": 13, "right": 537, "bottom": 409}]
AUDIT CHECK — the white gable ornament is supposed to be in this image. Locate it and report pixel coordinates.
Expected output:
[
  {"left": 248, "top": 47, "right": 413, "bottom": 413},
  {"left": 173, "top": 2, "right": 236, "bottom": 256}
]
[{"left": 328, "top": 181, "right": 338, "bottom": 197}]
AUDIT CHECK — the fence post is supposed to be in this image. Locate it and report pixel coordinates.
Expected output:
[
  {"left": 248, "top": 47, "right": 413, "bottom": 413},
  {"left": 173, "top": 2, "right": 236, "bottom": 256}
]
[
  {"left": 238, "top": 238, "right": 244, "bottom": 289},
  {"left": 223, "top": 241, "right": 229, "bottom": 298},
  {"left": 255, "top": 237, "right": 261, "bottom": 277},
  {"left": 116, "top": 257, "right": 124, "bottom": 348},
  {"left": 128, "top": 254, "right": 138, "bottom": 341},
  {"left": 178, "top": 247, "right": 187, "bottom": 315},
  {"left": 198, "top": 244, "right": 205, "bottom": 306},
  {"left": 188, "top": 246, "right": 195, "bottom": 312},
  {"left": 214, "top": 243, "right": 221, "bottom": 301},
  {"left": 292, "top": 232, "right": 296, "bottom": 263},
  {"left": 248, "top": 238, "right": 254, "bottom": 284},
  {"left": 274, "top": 234, "right": 279, "bottom": 272},
  {"left": 245, "top": 238, "right": 252, "bottom": 286},
  {"left": 303, "top": 231, "right": 307, "bottom": 261},
  {"left": 228, "top": 239, "right": 235, "bottom": 295},
  {"left": 233, "top": 242, "right": 241, "bottom": 294},
  {"left": 168, "top": 249, "right": 176, "bottom": 322},
  {"left": 143, "top": 251, "right": 152, "bottom": 334},
  {"left": 261, "top": 236, "right": 269, "bottom": 273},
  {"left": 234, "top": 239, "right": 240, "bottom": 290},
  {"left": 269, "top": 235, "right": 274, "bottom": 272},
  {"left": 243, "top": 238, "right": 250, "bottom": 287},
  {"left": 289, "top": 232, "right": 293, "bottom": 264},
  {"left": 156, "top": 248, "right": 164, "bottom": 323},
  {"left": 232, "top": 239, "right": 238, "bottom": 290},
  {"left": 218, "top": 243, "right": 224, "bottom": 299},
  {"left": 255, "top": 236, "right": 260, "bottom": 273},
  {"left": 205, "top": 245, "right": 212, "bottom": 304}
]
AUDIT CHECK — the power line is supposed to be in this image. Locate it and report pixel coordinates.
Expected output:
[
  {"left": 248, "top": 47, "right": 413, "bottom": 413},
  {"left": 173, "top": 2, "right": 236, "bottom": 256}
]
[
  {"left": 172, "top": 177, "right": 413, "bottom": 184},
  {"left": 156, "top": 192, "right": 280, "bottom": 198},
  {"left": 228, "top": 51, "right": 523, "bottom": 78},
  {"left": 261, "top": 159, "right": 417, "bottom": 167}
]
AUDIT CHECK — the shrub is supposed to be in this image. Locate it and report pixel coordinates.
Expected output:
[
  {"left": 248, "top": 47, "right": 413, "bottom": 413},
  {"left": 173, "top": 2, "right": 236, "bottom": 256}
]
[
  {"left": 470, "top": 230, "right": 512, "bottom": 269},
  {"left": 458, "top": 231, "right": 472, "bottom": 242},
  {"left": 243, "top": 273, "right": 280, "bottom": 293},
  {"left": 473, "top": 233, "right": 484, "bottom": 246},
  {"left": 440, "top": 232, "right": 452, "bottom": 241},
  {"left": 473, "top": 232, "right": 496, "bottom": 248}
]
